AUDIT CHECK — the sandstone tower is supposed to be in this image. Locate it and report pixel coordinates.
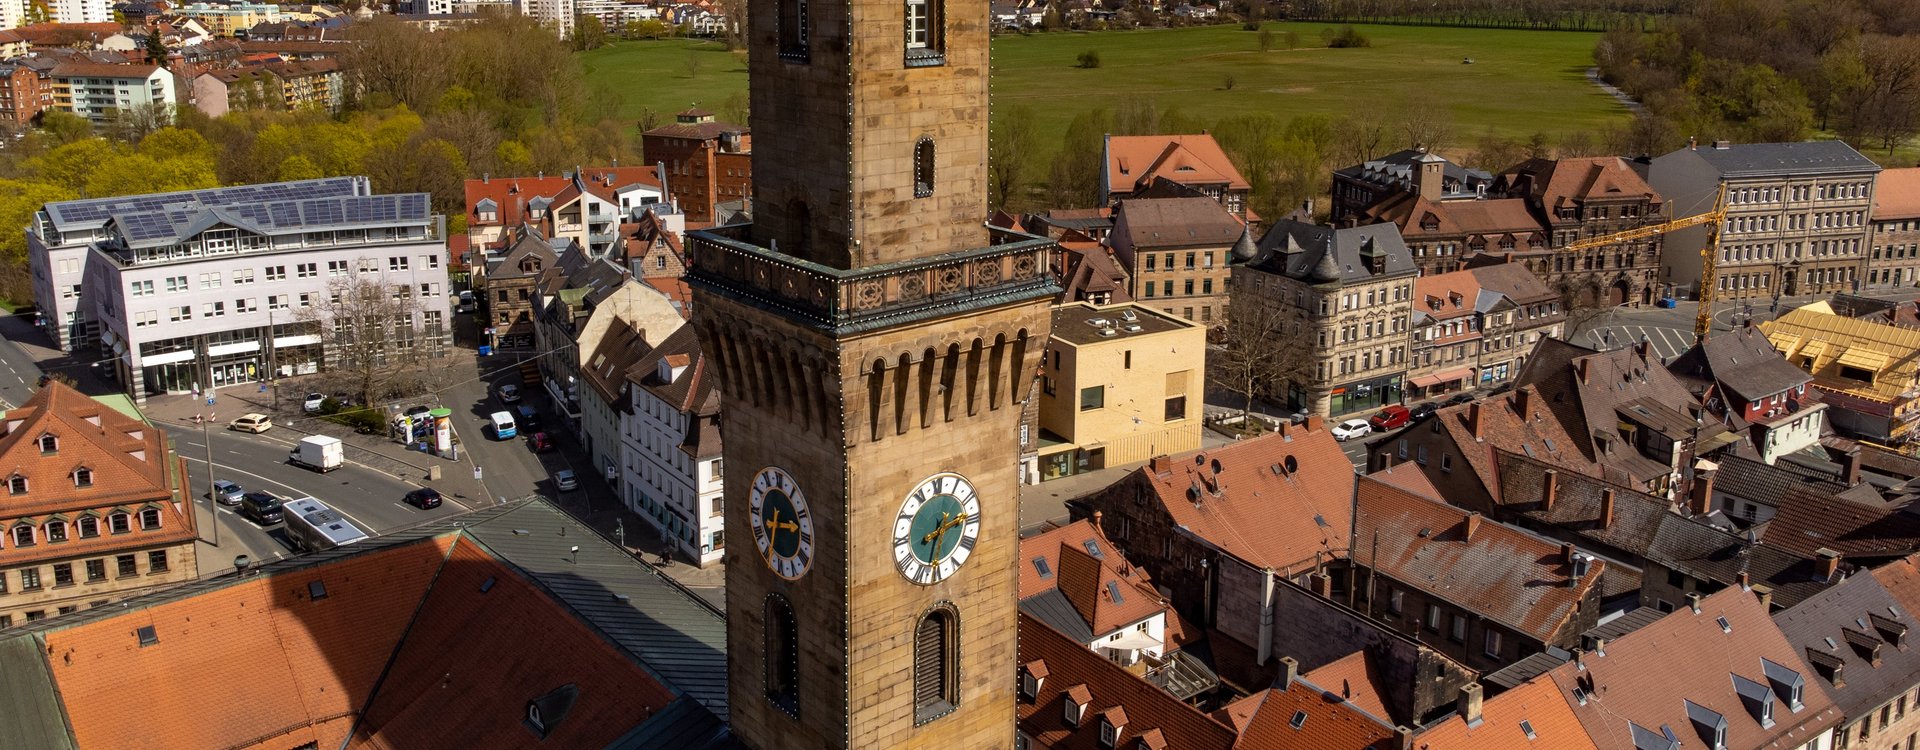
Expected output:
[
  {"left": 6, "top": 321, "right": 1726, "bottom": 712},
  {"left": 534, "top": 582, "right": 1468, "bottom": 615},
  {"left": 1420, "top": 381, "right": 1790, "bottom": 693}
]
[{"left": 684, "top": 0, "right": 1060, "bottom": 746}]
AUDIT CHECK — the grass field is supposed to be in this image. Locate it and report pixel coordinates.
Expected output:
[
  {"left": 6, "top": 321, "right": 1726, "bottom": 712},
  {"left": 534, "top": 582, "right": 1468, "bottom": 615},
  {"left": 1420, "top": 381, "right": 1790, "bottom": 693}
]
[{"left": 581, "top": 22, "right": 1631, "bottom": 158}]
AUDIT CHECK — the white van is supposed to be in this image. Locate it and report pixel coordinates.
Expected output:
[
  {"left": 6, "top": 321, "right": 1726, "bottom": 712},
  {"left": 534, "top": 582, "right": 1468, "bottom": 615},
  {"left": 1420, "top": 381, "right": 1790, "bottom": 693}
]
[{"left": 489, "top": 411, "right": 517, "bottom": 440}]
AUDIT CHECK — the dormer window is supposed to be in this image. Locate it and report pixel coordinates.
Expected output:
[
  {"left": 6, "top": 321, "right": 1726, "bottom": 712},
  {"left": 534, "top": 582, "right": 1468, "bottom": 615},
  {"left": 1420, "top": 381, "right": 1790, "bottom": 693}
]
[
  {"left": 109, "top": 512, "right": 131, "bottom": 534},
  {"left": 73, "top": 467, "right": 92, "bottom": 488},
  {"left": 12, "top": 524, "right": 34, "bottom": 547},
  {"left": 1019, "top": 662, "right": 1045, "bottom": 701},
  {"left": 139, "top": 508, "right": 162, "bottom": 531},
  {"left": 45, "top": 520, "right": 66, "bottom": 543},
  {"left": 1098, "top": 713, "right": 1125, "bottom": 748},
  {"left": 8, "top": 475, "right": 25, "bottom": 495},
  {"left": 1063, "top": 686, "right": 1088, "bottom": 726},
  {"left": 77, "top": 516, "right": 98, "bottom": 538},
  {"left": 38, "top": 434, "right": 56, "bottom": 453},
  {"left": 1761, "top": 658, "right": 1806, "bottom": 711}
]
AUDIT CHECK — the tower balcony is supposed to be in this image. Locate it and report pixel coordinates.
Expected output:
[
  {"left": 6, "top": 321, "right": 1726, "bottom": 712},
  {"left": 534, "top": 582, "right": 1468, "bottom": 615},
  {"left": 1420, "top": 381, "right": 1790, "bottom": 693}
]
[{"left": 686, "top": 224, "right": 1061, "bottom": 335}]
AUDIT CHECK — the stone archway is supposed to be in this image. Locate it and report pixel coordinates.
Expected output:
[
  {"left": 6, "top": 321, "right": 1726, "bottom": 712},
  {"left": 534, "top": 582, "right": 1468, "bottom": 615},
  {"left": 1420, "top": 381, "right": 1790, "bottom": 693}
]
[{"left": 1609, "top": 279, "right": 1631, "bottom": 306}]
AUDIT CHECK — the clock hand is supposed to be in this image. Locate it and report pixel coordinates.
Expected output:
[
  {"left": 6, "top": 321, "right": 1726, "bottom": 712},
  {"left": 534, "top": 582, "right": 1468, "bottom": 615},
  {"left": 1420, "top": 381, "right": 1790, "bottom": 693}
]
[{"left": 921, "top": 512, "right": 968, "bottom": 545}]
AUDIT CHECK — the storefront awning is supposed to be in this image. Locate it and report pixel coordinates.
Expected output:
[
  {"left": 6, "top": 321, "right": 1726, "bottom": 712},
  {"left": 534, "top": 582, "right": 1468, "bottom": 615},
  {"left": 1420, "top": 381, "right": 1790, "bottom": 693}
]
[{"left": 1409, "top": 367, "right": 1474, "bottom": 388}]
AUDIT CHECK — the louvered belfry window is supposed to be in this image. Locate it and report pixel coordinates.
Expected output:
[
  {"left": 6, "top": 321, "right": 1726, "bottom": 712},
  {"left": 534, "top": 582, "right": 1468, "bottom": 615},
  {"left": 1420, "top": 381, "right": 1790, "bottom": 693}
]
[
  {"left": 766, "top": 595, "right": 801, "bottom": 716},
  {"left": 914, "top": 608, "right": 957, "bottom": 723}
]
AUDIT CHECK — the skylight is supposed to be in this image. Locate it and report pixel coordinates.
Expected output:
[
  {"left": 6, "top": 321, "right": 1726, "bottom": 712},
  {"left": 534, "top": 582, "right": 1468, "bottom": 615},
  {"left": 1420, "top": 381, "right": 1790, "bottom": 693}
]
[
  {"left": 1289, "top": 711, "right": 1307, "bottom": 729},
  {"left": 136, "top": 625, "right": 158, "bottom": 647},
  {"left": 1716, "top": 616, "right": 1731, "bottom": 633},
  {"left": 1106, "top": 581, "right": 1125, "bottom": 605},
  {"left": 1083, "top": 539, "right": 1103, "bottom": 559},
  {"left": 1519, "top": 720, "right": 1537, "bottom": 740},
  {"left": 1033, "top": 557, "right": 1054, "bottom": 579}
]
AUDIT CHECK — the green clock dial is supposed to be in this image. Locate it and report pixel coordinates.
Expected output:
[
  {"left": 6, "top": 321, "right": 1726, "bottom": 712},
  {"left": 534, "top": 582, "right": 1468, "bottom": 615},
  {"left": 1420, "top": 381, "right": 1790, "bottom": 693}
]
[
  {"left": 892, "top": 472, "right": 981, "bottom": 586},
  {"left": 749, "top": 467, "right": 814, "bottom": 580}
]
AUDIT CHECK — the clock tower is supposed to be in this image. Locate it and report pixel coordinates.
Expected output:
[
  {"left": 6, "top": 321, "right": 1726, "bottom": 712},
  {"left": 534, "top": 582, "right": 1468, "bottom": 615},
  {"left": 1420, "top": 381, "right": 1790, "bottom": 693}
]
[{"left": 685, "top": 0, "right": 1058, "bottom": 746}]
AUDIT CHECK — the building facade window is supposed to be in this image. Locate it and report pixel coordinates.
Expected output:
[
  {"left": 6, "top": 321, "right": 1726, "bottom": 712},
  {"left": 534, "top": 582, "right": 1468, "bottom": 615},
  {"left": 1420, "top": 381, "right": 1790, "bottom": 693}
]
[
  {"left": 139, "top": 508, "right": 162, "bottom": 530},
  {"left": 779, "top": 0, "right": 809, "bottom": 60},
  {"left": 914, "top": 138, "right": 935, "bottom": 198},
  {"left": 765, "top": 594, "right": 801, "bottom": 716},
  {"left": 904, "top": 0, "right": 943, "bottom": 64}
]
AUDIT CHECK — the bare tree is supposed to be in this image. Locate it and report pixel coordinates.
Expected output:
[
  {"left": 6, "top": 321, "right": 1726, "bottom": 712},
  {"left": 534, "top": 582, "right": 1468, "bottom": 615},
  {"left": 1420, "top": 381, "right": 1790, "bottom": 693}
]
[
  {"left": 297, "top": 272, "right": 432, "bottom": 408},
  {"left": 343, "top": 15, "right": 450, "bottom": 111},
  {"left": 1212, "top": 290, "right": 1317, "bottom": 419},
  {"left": 988, "top": 104, "right": 1039, "bottom": 211}
]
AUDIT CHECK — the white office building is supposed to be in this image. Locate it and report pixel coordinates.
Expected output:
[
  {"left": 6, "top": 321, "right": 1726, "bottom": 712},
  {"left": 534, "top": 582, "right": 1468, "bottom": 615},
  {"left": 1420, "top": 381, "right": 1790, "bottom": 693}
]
[
  {"left": 51, "top": 0, "right": 108, "bottom": 23},
  {"left": 517, "top": 0, "right": 574, "bottom": 38},
  {"left": 29, "top": 177, "right": 452, "bottom": 402}
]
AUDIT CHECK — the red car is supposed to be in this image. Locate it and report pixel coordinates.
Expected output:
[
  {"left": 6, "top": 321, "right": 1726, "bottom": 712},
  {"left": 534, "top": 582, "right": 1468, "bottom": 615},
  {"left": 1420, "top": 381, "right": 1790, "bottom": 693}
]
[
  {"left": 529, "top": 431, "right": 556, "bottom": 453},
  {"left": 1368, "top": 404, "right": 1412, "bottom": 431}
]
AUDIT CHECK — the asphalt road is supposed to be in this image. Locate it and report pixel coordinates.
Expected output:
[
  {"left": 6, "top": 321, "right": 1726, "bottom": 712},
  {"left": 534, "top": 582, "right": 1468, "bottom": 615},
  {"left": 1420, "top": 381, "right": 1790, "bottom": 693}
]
[{"left": 164, "top": 421, "right": 430, "bottom": 575}]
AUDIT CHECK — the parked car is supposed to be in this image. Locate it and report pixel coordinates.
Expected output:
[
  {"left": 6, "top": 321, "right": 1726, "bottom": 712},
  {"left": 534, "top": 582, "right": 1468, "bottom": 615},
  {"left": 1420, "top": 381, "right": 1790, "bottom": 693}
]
[
  {"left": 499, "top": 384, "right": 521, "bottom": 403},
  {"left": 228, "top": 413, "right": 274, "bottom": 433},
  {"left": 303, "top": 393, "right": 326, "bottom": 414},
  {"left": 554, "top": 469, "right": 578, "bottom": 492},
  {"left": 489, "top": 411, "right": 518, "bottom": 440},
  {"left": 404, "top": 487, "right": 443, "bottom": 509},
  {"left": 1409, "top": 403, "right": 1439, "bottom": 422},
  {"left": 529, "top": 432, "right": 555, "bottom": 453},
  {"left": 404, "top": 405, "right": 433, "bottom": 420},
  {"left": 514, "top": 405, "right": 540, "bottom": 430},
  {"left": 240, "top": 492, "right": 284, "bottom": 525},
  {"left": 1368, "top": 404, "right": 1412, "bottom": 431},
  {"left": 212, "top": 480, "right": 244, "bottom": 506},
  {"left": 1332, "top": 418, "right": 1373, "bottom": 441},
  {"left": 1446, "top": 393, "right": 1476, "bottom": 406}
]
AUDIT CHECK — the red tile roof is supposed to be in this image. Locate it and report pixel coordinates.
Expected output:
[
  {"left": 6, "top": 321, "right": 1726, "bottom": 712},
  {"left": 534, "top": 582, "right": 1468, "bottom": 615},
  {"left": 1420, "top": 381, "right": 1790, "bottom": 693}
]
[
  {"left": 1301, "top": 651, "right": 1392, "bottom": 723},
  {"left": 1414, "top": 269, "right": 1484, "bottom": 322},
  {"left": 1105, "top": 134, "right": 1251, "bottom": 196},
  {"left": 1423, "top": 386, "right": 1600, "bottom": 505},
  {"left": 1018, "top": 519, "right": 1202, "bottom": 648},
  {"left": 1136, "top": 424, "right": 1356, "bottom": 573},
  {"left": 1017, "top": 611, "right": 1240, "bottom": 750},
  {"left": 463, "top": 167, "right": 660, "bottom": 230},
  {"left": 1875, "top": 168, "right": 1920, "bottom": 221},
  {"left": 47, "top": 536, "right": 456, "bottom": 750},
  {"left": 1543, "top": 586, "right": 1843, "bottom": 750},
  {"left": 1222, "top": 677, "right": 1400, "bottom": 749},
  {"left": 1356, "top": 476, "right": 1604, "bottom": 643},
  {"left": 1500, "top": 157, "right": 1663, "bottom": 213},
  {"left": 1416, "top": 678, "right": 1596, "bottom": 750},
  {"left": 1055, "top": 540, "right": 1167, "bottom": 637}
]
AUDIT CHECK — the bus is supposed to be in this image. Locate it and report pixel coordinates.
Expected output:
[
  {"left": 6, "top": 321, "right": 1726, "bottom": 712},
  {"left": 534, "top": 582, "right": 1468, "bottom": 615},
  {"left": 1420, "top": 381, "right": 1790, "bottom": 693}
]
[{"left": 282, "top": 497, "right": 370, "bottom": 553}]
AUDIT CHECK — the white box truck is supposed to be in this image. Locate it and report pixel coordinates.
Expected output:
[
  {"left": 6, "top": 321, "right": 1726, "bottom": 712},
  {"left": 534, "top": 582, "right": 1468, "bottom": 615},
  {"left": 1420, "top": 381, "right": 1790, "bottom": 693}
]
[
  {"left": 289, "top": 435, "right": 343, "bottom": 472},
  {"left": 282, "top": 497, "right": 369, "bottom": 553}
]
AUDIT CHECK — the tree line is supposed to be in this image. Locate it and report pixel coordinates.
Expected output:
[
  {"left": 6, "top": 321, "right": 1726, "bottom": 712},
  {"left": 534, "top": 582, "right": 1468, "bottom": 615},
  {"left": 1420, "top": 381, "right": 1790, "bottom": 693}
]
[
  {"left": 1273, "top": 0, "right": 1683, "bottom": 32},
  {"left": 1594, "top": 0, "right": 1920, "bottom": 156},
  {"left": 0, "top": 13, "right": 638, "bottom": 306}
]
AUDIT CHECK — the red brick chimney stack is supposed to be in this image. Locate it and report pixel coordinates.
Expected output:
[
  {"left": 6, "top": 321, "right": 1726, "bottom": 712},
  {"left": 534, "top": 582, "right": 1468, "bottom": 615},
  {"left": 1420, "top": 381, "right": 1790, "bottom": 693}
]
[
  {"left": 1542, "top": 469, "right": 1559, "bottom": 511},
  {"left": 1599, "top": 489, "right": 1615, "bottom": 529},
  {"left": 1469, "top": 401, "right": 1485, "bottom": 441},
  {"left": 1463, "top": 512, "right": 1482, "bottom": 541},
  {"left": 1515, "top": 387, "right": 1532, "bottom": 421},
  {"left": 1689, "top": 470, "right": 1715, "bottom": 516}
]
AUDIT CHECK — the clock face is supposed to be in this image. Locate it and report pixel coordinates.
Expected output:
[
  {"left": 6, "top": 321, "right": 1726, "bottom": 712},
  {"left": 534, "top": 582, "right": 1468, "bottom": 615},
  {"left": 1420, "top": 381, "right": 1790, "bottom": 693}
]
[
  {"left": 749, "top": 466, "right": 814, "bottom": 580},
  {"left": 893, "top": 472, "right": 981, "bottom": 586}
]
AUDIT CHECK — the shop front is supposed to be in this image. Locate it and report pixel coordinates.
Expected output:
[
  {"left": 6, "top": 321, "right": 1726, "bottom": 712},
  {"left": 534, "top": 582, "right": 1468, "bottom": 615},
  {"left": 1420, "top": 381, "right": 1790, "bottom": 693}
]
[
  {"left": 1407, "top": 367, "right": 1473, "bottom": 399},
  {"left": 1329, "top": 373, "right": 1404, "bottom": 417},
  {"left": 1037, "top": 431, "right": 1103, "bottom": 482}
]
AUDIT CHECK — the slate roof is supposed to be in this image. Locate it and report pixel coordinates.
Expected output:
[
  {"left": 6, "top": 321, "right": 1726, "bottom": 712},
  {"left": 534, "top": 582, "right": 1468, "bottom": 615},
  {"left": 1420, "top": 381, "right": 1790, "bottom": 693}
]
[
  {"left": 1333, "top": 148, "right": 1493, "bottom": 195},
  {"left": 1643, "top": 512, "right": 1834, "bottom": 609},
  {"left": 1482, "top": 648, "right": 1572, "bottom": 691},
  {"left": 1111, "top": 196, "right": 1245, "bottom": 250},
  {"left": 1581, "top": 607, "right": 1668, "bottom": 647},
  {"left": 1772, "top": 567, "right": 1920, "bottom": 719},
  {"left": 1682, "top": 140, "right": 1880, "bottom": 178},
  {"left": 1666, "top": 325, "right": 1811, "bottom": 405},
  {"left": 1128, "top": 424, "right": 1356, "bottom": 574},
  {"left": 1515, "top": 337, "right": 1708, "bottom": 485},
  {"left": 1710, "top": 454, "right": 1849, "bottom": 507},
  {"left": 1427, "top": 387, "right": 1600, "bottom": 506},
  {"left": 1495, "top": 450, "right": 1665, "bottom": 592},
  {"left": 1355, "top": 476, "right": 1604, "bottom": 643},
  {"left": 626, "top": 326, "right": 720, "bottom": 460},
  {"left": 1763, "top": 487, "right": 1920, "bottom": 561},
  {"left": 1246, "top": 218, "right": 1418, "bottom": 285},
  {"left": 580, "top": 318, "right": 649, "bottom": 408},
  {"left": 1544, "top": 586, "right": 1843, "bottom": 750},
  {"left": 1056, "top": 235, "right": 1133, "bottom": 304},
  {"left": 1416, "top": 677, "right": 1596, "bottom": 750}
]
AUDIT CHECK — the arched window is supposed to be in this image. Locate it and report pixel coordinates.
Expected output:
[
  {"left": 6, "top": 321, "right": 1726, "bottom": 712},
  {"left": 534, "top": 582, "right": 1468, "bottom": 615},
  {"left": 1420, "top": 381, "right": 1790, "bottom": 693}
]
[
  {"left": 765, "top": 595, "right": 800, "bottom": 716},
  {"left": 914, "top": 138, "right": 935, "bottom": 198},
  {"left": 139, "top": 508, "right": 162, "bottom": 530},
  {"left": 914, "top": 606, "right": 958, "bottom": 724}
]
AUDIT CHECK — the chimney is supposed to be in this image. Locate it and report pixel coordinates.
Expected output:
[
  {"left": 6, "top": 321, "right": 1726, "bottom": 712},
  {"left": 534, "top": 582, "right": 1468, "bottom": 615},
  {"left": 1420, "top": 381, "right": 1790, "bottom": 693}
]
[
  {"left": 1689, "top": 469, "right": 1715, "bottom": 516},
  {"left": 1150, "top": 455, "right": 1171, "bottom": 475},
  {"left": 1276, "top": 420, "right": 1292, "bottom": 440},
  {"left": 1515, "top": 387, "right": 1532, "bottom": 421},
  {"left": 1457, "top": 683, "right": 1485, "bottom": 727},
  {"left": 1753, "top": 584, "right": 1774, "bottom": 610},
  {"left": 1817, "top": 548, "right": 1843, "bottom": 581},
  {"left": 1463, "top": 512, "right": 1482, "bottom": 541},
  {"left": 1578, "top": 358, "right": 1590, "bottom": 384},
  {"left": 1306, "top": 414, "right": 1325, "bottom": 433},
  {"left": 1092, "top": 510, "right": 1103, "bottom": 528},
  {"left": 1543, "top": 470, "right": 1559, "bottom": 512},
  {"left": 1736, "top": 571, "right": 1750, "bottom": 590},
  {"left": 1394, "top": 726, "right": 1415, "bottom": 750},
  {"left": 1842, "top": 448, "right": 1862, "bottom": 487},
  {"left": 1278, "top": 656, "right": 1299, "bottom": 691},
  {"left": 1686, "top": 591, "right": 1702, "bottom": 614},
  {"left": 1688, "top": 135, "right": 1698, "bottom": 151},
  {"left": 1573, "top": 647, "right": 1585, "bottom": 671},
  {"left": 1561, "top": 542, "right": 1577, "bottom": 564},
  {"left": 1599, "top": 489, "right": 1615, "bottom": 529},
  {"left": 1469, "top": 401, "right": 1485, "bottom": 441}
]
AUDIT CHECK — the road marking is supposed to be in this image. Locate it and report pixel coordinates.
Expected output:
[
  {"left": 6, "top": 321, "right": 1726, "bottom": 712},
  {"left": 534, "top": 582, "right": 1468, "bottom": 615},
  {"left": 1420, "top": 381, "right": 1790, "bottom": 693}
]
[{"left": 176, "top": 453, "right": 379, "bottom": 534}]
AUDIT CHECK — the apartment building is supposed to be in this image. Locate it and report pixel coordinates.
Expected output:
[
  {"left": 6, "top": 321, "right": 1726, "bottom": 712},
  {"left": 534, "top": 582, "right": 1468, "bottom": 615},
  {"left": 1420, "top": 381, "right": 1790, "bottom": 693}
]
[
  {"left": 479, "top": 224, "right": 563, "bottom": 351},
  {"left": 37, "top": 178, "right": 452, "bottom": 402},
  {"left": 1407, "top": 261, "right": 1570, "bottom": 401},
  {"left": 0, "top": 61, "right": 45, "bottom": 125},
  {"left": 1868, "top": 167, "right": 1920, "bottom": 289},
  {"left": 1330, "top": 148, "right": 1493, "bottom": 223},
  {"left": 175, "top": 1, "right": 282, "bottom": 36},
  {"left": 1033, "top": 302, "right": 1202, "bottom": 482},
  {"left": 1668, "top": 324, "right": 1825, "bottom": 466},
  {"left": 641, "top": 108, "right": 750, "bottom": 226},
  {"left": 463, "top": 168, "right": 664, "bottom": 254},
  {"left": 1647, "top": 140, "right": 1881, "bottom": 300},
  {"left": 0, "top": 381, "right": 198, "bottom": 628},
  {"left": 1358, "top": 151, "right": 1541, "bottom": 278},
  {"left": 1107, "top": 196, "right": 1244, "bottom": 327},
  {"left": 1235, "top": 219, "right": 1416, "bottom": 417},
  {"left": 1496, "top": 156, "right": 1669, "bottom": 306},
  {"left": 49, "top": 61, "right": 173, "bottom": 125},
  {"left": 1101, "top": 133, "right": 1252, "bottom": 220},
  {"left": 50, "top": 0, "right": 109, "bottom": 23},
  {"left": 619, "top": 325, "right": 724, "bottom": 566}
]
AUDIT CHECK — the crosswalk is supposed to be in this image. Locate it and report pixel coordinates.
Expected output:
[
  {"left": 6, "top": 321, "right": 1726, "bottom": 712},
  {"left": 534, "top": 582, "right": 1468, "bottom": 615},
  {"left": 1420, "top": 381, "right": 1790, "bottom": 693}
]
[{"left": 1580, "top": 324, "right": 1697, "bottom": 362}]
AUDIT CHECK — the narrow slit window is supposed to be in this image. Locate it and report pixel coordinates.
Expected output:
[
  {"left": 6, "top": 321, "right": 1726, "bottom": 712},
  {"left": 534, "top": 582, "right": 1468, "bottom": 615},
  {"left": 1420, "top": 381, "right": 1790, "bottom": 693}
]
[
  {"left": 779, "top": 0, "right": 809, "bottom": 60},
  {"left": 914, "top": 607, "right": 958, "bottom": 724},
  {"left": 914, "top": 138, "right": 936, "bottom": 198},
  {"left": 766, "top": 595, "right": 801, "bottom": 716}
]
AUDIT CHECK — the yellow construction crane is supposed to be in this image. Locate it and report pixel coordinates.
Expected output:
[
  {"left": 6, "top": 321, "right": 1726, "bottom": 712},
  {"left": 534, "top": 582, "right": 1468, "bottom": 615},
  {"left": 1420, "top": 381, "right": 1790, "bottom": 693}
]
[{"left": 1557, "top": 184, "right": 1730, "bottom": 342}]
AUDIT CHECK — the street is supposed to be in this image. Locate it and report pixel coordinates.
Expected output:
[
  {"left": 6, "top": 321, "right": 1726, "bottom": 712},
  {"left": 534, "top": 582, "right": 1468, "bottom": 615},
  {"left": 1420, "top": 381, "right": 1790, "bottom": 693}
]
[
  {"left": 166, "top": 421, "right": 428, "bottom": 575},
  {"left": 1575, "top": 285, "right": 1920, "bottom": 362}
]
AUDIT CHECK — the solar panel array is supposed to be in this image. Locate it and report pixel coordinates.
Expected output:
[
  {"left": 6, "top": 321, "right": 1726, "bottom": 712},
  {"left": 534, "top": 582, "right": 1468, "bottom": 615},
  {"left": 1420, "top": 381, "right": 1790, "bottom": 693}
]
[
  {"left": 44, "top": 177, "right": 366, "bottom": 230},
  {"left": 106, "top": 193, "right": 436, "bottom": 248}
]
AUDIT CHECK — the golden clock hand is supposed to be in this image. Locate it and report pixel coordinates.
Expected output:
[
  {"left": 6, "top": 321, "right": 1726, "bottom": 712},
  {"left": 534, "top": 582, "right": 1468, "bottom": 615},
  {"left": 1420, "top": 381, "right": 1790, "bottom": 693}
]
[{"left": 921, "top": 512, "right": 967, "bottom": 545}]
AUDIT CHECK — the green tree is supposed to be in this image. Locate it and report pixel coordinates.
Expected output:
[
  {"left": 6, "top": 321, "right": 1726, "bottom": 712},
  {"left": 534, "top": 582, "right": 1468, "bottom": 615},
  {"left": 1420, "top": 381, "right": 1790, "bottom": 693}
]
[
  {"left": 37, "top": 111, "right": 93, "bottom": 145},
  {"left": 29, "top": 140, "right": 125, "bottom": 192},
  {"left": 144, "top": 31, "right": 169, "bottom": 69},
  {"left": 138, "top": 127, "right": 216, "bottom": 162},
  {"left": 571, "top": 14, "right": 609, "bottom": 51},
  {"left": 495, "top": 140, "right": 535, "bottom": 174},
  {"left": 0, "top": 180, "right": 75, "bottom": 265},
  {"left": 988, "top": 104, "right": 1039, "bottom": 211},
  {"left": 1049, "top": 108, "right": 1112, "bottom": 207},
  {"left": 277, "top": 154, "right": 324, "bottom": 181}
]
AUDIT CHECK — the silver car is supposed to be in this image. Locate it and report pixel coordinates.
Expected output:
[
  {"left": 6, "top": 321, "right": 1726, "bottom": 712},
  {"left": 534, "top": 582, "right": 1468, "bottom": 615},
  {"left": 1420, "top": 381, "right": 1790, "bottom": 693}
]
[
  {"left": 554, "top": 469, "right": 578, "bottom": 492},
  {"left": 212, "top": 480, "right": 245, "bottom": 505}
]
